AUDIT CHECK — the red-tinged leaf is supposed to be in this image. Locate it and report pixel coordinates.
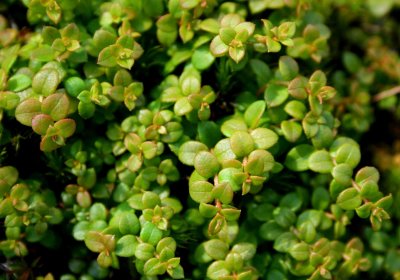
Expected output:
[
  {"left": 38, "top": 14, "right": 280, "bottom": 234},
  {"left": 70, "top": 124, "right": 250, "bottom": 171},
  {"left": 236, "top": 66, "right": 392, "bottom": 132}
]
[
  {"left": 15, "top": 98, "right": 42, "bottom": 126},
  {"left": 40, "top": 135, "right": 60, "bottom": 152},
  {"left": 32, "top": 114, "right": 54, "bottom": 135},
  {"left": 41, "top": 93, "right": 70, "bottom": 121},
  {"left": 54, "top": 118, "right": 76, "bottom": 138}
]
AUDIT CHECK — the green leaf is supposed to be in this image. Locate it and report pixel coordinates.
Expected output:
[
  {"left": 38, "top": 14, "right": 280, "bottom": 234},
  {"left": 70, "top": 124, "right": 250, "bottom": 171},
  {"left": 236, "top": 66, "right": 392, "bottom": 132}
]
[
  {"left": 194, "top": 151, "right": 220, "bottom": 178},
  {"left": 142, "top": 192, "right": 161, "bottom": 209},
  {"left": 156, "top": 14, "right": 178, "bottom": 46},
  {"left": 278, "top": 21, "right": 296, "bottom": 39},
  {"left": 219, "top": 27, "right": 236, "bottom": 45},
  {"left": 221, "top": 13, "right": 243, "bottom": 27},
  {"left": 199, "top": 203, "right": 218, "bottom": 218},
  {"left": 118, "top": 212, "right": 140, "bottom": 235},
  {"left": 332, "top": 163, "right": 353, "bottom": 187},
  {"left": 249, "top": 149, "right": 275, "bottom": 173},
  {"left": 199, "top": 18, "right": 220, "bottom": 34},
  {"left": 250, "top": 127, "right": 278, "bottom": 150},
  {"left": 375, "top": 194, "right": 393, "bottom": 210},
  {"left": 198, "top": 121, "right": 222, "bottom": 148},
  {"left": 192, "top": 46, "right": 215, "bottom": 70},
  {"left": 115, "top": 235, "right": 137, "bottom": 257},
  {"left": 367, "top": 0, "right": 394, "bottom": 17},
  {"left": 41, "top": 93, "right": 70, "bottom": 121},
  {"left": 178, "top": 141, "right": 208, "bottom": 165},
  {"left": 335, "top": 143, "right": 361, "bottom": 168},
  {"left": 40, "top": 136, "right": 63, "bottom": 152},
  {"left": 54, "top": 119, "right": 76, "bottom": 138},
  {"left": 281, "top": 121, "right": 302, "bottom": 142},
  {"left": 214, "top": 139, "right": 237, "bottom": 162},
  {"left": 97, "top": 251, "right": 112, "bottom": 268},
  {"left": 337, "top": 188, "right": 362, "bottom": 210},
  {"left": 298, "top": 221, "right": 316, "bottom": 243},
  {"left": 124, "top": 82, "right": 143, "bottom": 111},
  {"left": 221, "top": 118, "right": 248, "bottom": 137},
  {"left": 174, "top": 97, "right": 193, "bottom": 116},
  {"left": 343, "top": 52, "right": 362, "bottom": 73},
  {"left": 308, "top": 150, "right": 333, "bottom": 173},
  {"left": 284, "top": 100, "right": 307, "bottom": 120},
  {"left": 309, "top": 70, "right": 326, "bottom": 94},
  {"left": 189, "top": 181, "right": 214, "bottom": 203},
  {"left": 288, "top": 77, "right": 308, "bottom": 99},
  {"left": 32, "top": 114, "right": 54, "bottom": 135},
  {"left": 15, "top": 98, "right": 42, "bottom": 126},
  {"left": 208, "top": 213, "right": 226, "bottom": 235},
  {"left": 285, "top": 144, "right": 314, "bottom": 171},
  {"left": 135, "top": 243, "right": 155, "bottom": 260},
  {"left": 271, "top": 208, "right": 295, "bottom": 232},
  {"left": 97, "top": 45, "right": 120, "bottom": 67},
  {"left": 91, "top": 29, "right": 117, "bottom": 54},
  {"left": 0, "top": 91, "right": 20, "bottom": 110},
  {"left": 356, "top": 203, "right": 373, "bottom": 219},
  {"left": 250, "top": 59, "right": 272, "bottom": 85},
  {"left": 210, "top": 36, "right": 229, "bottom": 57},
  {"left": 273, "top": 232, "right": 298, "bottom": 253},
  {"left": 89, "top": 203, "right": 107, "bottom": 221},
  {"left": 7, "top": 74, "right": 31, "bottom": 92},
  {"left": 32, "top": 68, "right": 60, "bottom": 96},
  {"left": 140, "top": 222, "right": 163, "bottom": 246},
  {"left": 235, "top": 22, "right": 255, "bottom": 38},
  {"left": 85, "top": 231, "right": 106, "bottom": 253},
  {"left": 360, "top": 180, "right": 380, "bottom": 201},
  {"left": 229, "top": 46, "right": 246, "bottom": 63},
  {"left": 181, "top": 73, "right": 201, "bottom": 96},
  {"left": 289, "top": 242, "right": 309, "bottom": 261},
  {"left": 0, "top": 166, "right": 18, "bottom": 195},
  {"left": 265, "top": 84, "right": 289, "bottom": 107},
  {"left": 355, "top": 167, "right": 380, "bottom": 186},
  {"left": 78, "top": 101, "right": 95, "bottom": 119},
  {"left": 77, "top": 168, "right": 96, "bottom": 188},
  {"left": 72, "top": 221, "right": 90, "bottom": 241},
  {"left": 207, "top": 260, "right": 230, "bottom": 279},
  {"left": 311, "top": 187, "right": 330, "bottom": 210},
  {"left": 260, "top": 221, "right": 285, "bottom": 241},
  {"left": 220, "top": 207, "right": 241, "bottom": 221},
  {"left": 230, "top": 131, "right": 255, "bottom": 158},
  {"left": 249, "top": 0, "right": 270, "bottom": 13},
  {"left": 211, "top": 182, "right": 233, "bottom": 204},
  {"left": 244, "top": 100, "right": 266, "bottom": 129},
  {"left": 204, "top": 239, "right": 229, "bottom": 260},
  {"left": 318, "top": 86, "right": 336, "bottom": 101},
  {"left": 231, "top": 243, "right": 256, "bottom": 261},
  {"left": 279, "top": 56, "right": 299, "bottom": 80},
  {"left": 266, "top": 36, "right": 281, "bottom": 52},
  {"left": 46, "top": 1, "right": 62, "bottom": 24},
  {"left": 0, "top": 198, "right": 13, "bottom": 217},
  {"left": 157, "top": 237, "right": 177, "bottom": 254},
  {"left": 168, "top": 264, "right": 184, "bottom": 279},
  {"left": 143, "top": 258, "right": 166, "bottom": 276}
]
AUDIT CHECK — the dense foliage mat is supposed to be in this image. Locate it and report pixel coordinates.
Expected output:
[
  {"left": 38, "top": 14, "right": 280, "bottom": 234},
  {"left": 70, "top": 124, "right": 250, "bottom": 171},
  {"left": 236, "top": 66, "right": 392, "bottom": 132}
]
[{"left": 0, "top": 0, "right": 400, "bottom": 279}]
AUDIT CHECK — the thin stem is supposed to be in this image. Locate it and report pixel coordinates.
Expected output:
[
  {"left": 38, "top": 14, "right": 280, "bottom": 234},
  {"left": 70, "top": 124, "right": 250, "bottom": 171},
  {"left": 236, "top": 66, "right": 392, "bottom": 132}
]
[{"left": 373, "top": 85, "right": 400, "bottom": 102}]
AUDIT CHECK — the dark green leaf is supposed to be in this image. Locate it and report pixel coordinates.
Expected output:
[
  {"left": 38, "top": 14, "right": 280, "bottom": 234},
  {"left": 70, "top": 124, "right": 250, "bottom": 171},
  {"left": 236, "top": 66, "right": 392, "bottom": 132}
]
[{"left": 285, "top": 144, "right": 314, "bottom": 171}]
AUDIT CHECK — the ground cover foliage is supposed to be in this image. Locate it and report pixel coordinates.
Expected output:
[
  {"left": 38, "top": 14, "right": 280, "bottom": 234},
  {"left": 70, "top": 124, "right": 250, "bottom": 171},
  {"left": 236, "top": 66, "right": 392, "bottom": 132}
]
[{"left": 0, "top": 0, "right": 400, "bottom": 279}]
